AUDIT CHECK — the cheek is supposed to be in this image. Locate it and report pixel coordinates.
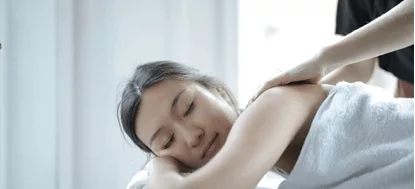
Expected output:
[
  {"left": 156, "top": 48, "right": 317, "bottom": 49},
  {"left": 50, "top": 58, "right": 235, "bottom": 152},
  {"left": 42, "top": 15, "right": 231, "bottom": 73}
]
[
  {"left": 216, "top": 98, "right": 238, "bottom": 126},
  {"left": 165, "top": 145, "right": 201, "bottom": 168},
  {"left": 214, "top": 110, "right": 234, "bottom": 128},
  {"left": 158, "top": 144, "right": 188, "bottom": 160},
  {"left": 202, "top": 101, "right": 236, "bottom": 130}
]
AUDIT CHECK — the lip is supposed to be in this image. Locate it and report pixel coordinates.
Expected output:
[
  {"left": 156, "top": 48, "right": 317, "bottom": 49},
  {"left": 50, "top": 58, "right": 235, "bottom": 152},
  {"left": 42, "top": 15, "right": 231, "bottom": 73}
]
[{"left": 202, "top": 133, "right": 218, "bottom": 159}]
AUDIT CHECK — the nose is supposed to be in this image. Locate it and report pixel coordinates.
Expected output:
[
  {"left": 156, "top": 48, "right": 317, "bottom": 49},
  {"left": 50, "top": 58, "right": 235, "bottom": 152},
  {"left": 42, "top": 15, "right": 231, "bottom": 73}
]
[{"left": 184, "top": 127, "right": 204, "bottom": 148}]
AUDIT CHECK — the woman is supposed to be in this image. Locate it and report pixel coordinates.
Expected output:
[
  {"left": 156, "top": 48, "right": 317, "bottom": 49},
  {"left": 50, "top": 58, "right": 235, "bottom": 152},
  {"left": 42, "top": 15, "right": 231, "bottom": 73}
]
[{"left": 118, "top": 61, "right": 413, "bottom": 189}]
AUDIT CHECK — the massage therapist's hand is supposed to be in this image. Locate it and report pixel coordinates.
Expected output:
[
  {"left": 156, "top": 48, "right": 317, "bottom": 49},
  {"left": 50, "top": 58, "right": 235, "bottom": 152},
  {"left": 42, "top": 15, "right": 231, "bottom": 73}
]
[
  {"left": 247, "top": 51, "right": 327, "bottom": 107},
  {"left": 148, "top": 157, "right": 184, "bottom": 189},
  {"left": 247, "top": 0, "right": 414, "bottom": 108}
]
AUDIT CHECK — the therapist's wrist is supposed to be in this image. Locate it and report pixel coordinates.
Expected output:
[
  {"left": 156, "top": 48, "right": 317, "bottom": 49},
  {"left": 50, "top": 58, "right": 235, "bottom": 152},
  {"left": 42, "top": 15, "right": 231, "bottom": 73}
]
[
  {"left": 306, "top": 47, "right": 330, "bottom": 76},
  {"left": 318, "top": 44, "right": 346, "bottom": 74}
]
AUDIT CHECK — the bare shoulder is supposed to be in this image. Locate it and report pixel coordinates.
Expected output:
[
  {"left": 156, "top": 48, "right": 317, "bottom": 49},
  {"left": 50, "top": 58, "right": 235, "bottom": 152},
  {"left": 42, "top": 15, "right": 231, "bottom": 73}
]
[
  {"left": 258, "top": 84, "right": 331, "bottom": 105},
  {"left": 242, "top": 84, "right": 332, "bottom": 123}
]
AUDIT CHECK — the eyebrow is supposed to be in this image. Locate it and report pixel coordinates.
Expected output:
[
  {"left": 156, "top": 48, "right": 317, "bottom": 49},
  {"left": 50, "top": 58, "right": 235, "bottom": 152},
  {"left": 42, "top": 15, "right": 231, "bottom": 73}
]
[{"left": 149, "top": 88, "right": 186, "bottom": 147}]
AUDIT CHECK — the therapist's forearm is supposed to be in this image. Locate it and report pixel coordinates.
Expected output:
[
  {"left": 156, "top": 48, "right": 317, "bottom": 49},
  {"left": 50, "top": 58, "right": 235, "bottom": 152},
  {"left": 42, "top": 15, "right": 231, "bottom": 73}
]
[
  {"left": 321, "top": 0, "right": 413, "bottom": 70},
  {"left": 321, "top": 58, "right": 376, "bottom": 85}
]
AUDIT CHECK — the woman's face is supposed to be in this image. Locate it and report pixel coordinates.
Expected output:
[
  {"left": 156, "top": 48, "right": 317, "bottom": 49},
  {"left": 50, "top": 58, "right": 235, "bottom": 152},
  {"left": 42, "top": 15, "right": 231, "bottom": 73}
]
[{"left": 135, "top": 79, "right": 238, "bottom": 169}]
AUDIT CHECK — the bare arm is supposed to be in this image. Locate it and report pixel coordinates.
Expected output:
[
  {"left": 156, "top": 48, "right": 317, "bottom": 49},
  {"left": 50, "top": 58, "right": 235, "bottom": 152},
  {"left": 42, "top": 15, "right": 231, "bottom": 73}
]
[
  {"left": 321, "top": 58, "right": 376, "bottom": 85},
  {"left": 321, "top": 0, "right": 414, "bottom": 71},
  {"left": 170, "top": 85, "right": 327, "bottom": 189},
  {"left": 247, "top": 0, "right": 413, "bottom": 103}
]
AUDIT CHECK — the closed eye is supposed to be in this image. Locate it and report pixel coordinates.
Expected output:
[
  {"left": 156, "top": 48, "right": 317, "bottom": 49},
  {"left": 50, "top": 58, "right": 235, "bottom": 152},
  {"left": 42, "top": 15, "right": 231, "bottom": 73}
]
[
  {"left": 184, "top": 100, "right": 195, "bottom": 117},
  {"left": 163, "top": 134, "right": 175, "bottom": 149}
]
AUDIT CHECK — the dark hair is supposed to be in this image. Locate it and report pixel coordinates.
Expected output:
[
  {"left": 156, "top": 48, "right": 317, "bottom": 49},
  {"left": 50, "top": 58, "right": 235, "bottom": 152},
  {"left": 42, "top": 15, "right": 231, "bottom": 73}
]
[{"left": 117, "top": 61, "right": 238, "bottom": 156}]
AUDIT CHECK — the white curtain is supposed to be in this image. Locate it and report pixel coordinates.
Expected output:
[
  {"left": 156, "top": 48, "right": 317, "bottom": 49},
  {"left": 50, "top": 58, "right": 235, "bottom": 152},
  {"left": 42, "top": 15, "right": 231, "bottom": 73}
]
[{"left": 0, "top": 0, "right": 237, "bottom": 188}]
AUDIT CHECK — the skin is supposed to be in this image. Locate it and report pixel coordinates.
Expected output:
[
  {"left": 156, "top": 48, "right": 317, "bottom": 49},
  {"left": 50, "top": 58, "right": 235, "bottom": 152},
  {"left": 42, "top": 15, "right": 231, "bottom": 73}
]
[
  {"left": 168, "top": 83, "right": 328, "bottom": 189},
  {"left": 135, "top": 79, "right": 238, "bottom": 169},
  {"left": 320, "top": 35, "right": 376, "bottom": 85},
  {"left": 132, "top": 1, "right": 414, "bottom": 187},
  {"left": 135, "top": 79, "right": 331, "bottom": 189},
  {"left": 250, "top": 0, "right": 413, "bottom": 102},
  {"left": 322, "top": 0, "right": 413, "bottom": 71}
]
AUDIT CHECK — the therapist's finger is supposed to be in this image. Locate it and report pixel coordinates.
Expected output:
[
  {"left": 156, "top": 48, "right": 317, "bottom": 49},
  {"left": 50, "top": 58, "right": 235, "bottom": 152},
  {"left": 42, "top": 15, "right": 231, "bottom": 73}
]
[{"left": 246, "top": 72, "right": 289, "bottom": 107}]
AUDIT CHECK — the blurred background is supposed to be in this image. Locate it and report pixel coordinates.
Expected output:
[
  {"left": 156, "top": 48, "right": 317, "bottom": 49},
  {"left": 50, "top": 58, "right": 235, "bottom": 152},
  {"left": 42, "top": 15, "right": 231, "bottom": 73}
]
[{"left": 0, "top": 0, "right": 396, "bottom": 189}]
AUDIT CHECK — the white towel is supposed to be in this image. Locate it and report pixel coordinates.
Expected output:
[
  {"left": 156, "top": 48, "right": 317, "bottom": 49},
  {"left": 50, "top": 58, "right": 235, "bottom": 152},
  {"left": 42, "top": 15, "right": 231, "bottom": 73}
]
[{"left": 278, "top": 82, "right": 414, "bottom": 189}]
